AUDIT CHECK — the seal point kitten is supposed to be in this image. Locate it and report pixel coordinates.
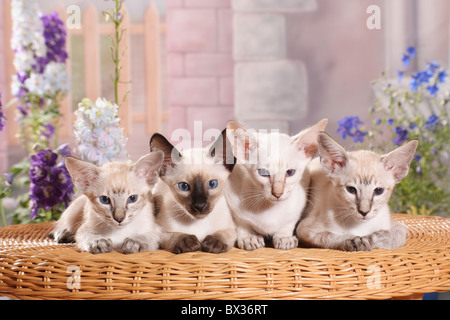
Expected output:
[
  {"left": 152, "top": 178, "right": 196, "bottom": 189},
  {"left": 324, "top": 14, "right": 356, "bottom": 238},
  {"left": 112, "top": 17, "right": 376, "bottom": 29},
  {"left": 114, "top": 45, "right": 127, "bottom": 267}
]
[{"left": 150, "top": 130, "right": 236, "bottom": 254}]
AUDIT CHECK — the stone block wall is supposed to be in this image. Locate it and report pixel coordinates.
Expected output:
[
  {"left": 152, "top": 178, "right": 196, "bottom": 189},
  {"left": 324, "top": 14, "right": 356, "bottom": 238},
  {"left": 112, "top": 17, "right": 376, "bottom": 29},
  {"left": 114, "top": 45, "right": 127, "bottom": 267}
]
[
  {"left": 232, "top": 0, "right": 317, "bottom": 133},
  {"left": 166, "top": 0, "right": 234, "bottom": 144}
]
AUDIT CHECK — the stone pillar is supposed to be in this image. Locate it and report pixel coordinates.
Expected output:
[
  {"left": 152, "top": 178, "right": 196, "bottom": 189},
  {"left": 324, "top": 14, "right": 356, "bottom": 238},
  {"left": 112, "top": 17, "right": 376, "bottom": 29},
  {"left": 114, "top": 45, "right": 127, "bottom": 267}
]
[
  {"left": 166, "top": 0, "right": 234, "bottom": 144},
  {"left": 232, "top": 0, "right": 317, "bottom": 133}
]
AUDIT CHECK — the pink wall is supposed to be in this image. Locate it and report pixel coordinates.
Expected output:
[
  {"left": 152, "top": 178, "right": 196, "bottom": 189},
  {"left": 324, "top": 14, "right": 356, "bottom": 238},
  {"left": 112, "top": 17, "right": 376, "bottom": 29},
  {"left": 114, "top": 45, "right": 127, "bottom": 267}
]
[
  {"left": 0, "top": 1, "right": 8, "bottom": 174},
  {"left": 166, "top": 0, "right": 234, "bottom": 144}
]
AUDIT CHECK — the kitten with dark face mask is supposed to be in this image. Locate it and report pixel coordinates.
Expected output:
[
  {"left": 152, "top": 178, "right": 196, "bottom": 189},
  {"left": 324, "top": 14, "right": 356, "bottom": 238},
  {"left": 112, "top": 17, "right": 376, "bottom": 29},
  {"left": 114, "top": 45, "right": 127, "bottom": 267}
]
[{"left": 150, "top": 130, "right": 236, "bottom": 254}]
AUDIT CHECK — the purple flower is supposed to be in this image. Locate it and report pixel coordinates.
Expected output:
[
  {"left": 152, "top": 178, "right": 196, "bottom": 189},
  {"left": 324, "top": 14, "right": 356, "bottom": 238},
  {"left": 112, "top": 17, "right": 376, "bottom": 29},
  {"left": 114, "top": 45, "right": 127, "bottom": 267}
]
[
  {"left": 352, "top": 130, "right": 367, "bottom": 143},
  {"left": 0, "top": 93, "right": 6, "bottom": 131},
  {"left": 393, "top": 126, "right": 408, "bottom": 146},
  {"left": 337, "top": 116, "right": 367, "bottom": 143},
  {"left": 4, "top": 173, "right": 14, "bottom": 186},
  {"left": 41, "top": 123, "right": 55, "bottom": 139},
  {"left": 41, "top": 12, "right": 68, "bottom": 64},
  {"left": 387, "top": 118, "right": 395, "bottom": 126},
  {"left": 28, "top": 147, "right": 74, "bottom": 219}
]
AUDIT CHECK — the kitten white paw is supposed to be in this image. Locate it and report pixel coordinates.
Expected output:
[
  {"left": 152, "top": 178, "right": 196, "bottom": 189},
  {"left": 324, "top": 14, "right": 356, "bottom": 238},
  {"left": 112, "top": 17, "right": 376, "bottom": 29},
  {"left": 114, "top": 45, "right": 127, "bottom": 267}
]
[
  {"left": 121, "top": 238, "right": 148, "bottom": 254},
  {"left": 237, "top": 235, "right": 265, "bottom": 251},
  {"left": 273, "top": 236, "right": 298, "bottom": 250},
  {"left": 342, "top": 236, "right": 372, "bottom": 251},
  {"left": 88, "top": 238, "right": 113, "bottom": 254}
]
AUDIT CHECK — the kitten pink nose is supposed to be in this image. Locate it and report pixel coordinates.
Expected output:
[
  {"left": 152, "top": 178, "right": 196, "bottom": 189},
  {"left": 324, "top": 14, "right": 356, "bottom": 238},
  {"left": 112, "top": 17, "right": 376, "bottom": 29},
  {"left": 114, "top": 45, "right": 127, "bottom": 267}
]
[
  {"left": 272, "top": 192, "right": 283, "bottom": 199},
  {"left": 113, "top": 213, "right": 125, "bottom": 223},
  {"left": 272, "top": 182, "right": 284, "bottom": 199}
]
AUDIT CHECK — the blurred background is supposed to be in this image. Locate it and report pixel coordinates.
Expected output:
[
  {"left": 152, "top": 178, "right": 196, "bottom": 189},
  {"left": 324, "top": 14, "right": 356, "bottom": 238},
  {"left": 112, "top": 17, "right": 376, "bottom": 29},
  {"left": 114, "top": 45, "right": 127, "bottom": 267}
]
[
  {"left": 0, "top": 0, "right": 448, "bottom": 300},
  {"left": 1, "top": 0, "right": 449, "bottom": 163}
]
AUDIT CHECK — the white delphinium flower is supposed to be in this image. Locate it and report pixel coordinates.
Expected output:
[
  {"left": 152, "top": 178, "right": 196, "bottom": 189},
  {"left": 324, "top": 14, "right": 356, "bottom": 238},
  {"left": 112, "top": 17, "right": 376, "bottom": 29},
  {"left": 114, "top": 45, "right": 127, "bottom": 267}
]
[
  {"left": 24, "top": 73, "right": 45, "bottom": 96},
  {"left": 42, "top": 62, "right": 69, "bottom": 96},
  {"left": 74, "top": 98, "right": 129, "bottom": 166},
  {"left": 11, "top": 0, "right": 46, "bottom": 62}
]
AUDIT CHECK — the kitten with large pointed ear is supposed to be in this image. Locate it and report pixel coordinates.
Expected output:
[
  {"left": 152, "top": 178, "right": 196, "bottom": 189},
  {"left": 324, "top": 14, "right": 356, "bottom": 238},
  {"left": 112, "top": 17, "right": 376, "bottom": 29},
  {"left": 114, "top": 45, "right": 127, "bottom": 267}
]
[
  {"left": 149, "top": 130, "right": 237, "bottom": 254},
  {"left": 49, "top": 151, "right": 164, "bottom": 254},
  {"left": 296, "top": 132, "right": 418, "bottom": 251},
  {"left": 225, "top": 119, "right": 328, "bottom": 251}
]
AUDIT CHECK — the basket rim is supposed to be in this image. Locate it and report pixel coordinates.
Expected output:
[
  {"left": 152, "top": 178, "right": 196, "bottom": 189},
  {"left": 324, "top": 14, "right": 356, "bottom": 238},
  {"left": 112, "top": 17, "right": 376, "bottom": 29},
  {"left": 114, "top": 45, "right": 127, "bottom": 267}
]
[{"left": 0, "top": 214, "right": 449, "bottom": 300}]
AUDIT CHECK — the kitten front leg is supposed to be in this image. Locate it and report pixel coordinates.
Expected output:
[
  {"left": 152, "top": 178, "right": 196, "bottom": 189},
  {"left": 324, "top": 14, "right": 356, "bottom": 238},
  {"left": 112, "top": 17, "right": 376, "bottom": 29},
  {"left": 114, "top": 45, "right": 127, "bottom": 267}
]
[
  {"left": 236, "top": 226, "right": 265, "bottom": 251},
  {"left": 121, "top": 232, "right": 160, "bottom": 254},
  {"left": 201, "top": 228, "right": 237, "bottom": 253},
  {"left": 49, "top": 195, "right": 87, "bottom": 243},
  {"left": 75, "top": 226, "right": 113, "bottom": 254},
  {"left": 272, "top": 223, "right": 298, "bottom": 250},
  {"left": 369, "top": 221, "right": 407, "bottom": 250},
  {"left": 298, "top": 223, "right": 355, "bottom": 251},
  {"left": 161, "top": 232, "right": 202, "bottom": 254}
]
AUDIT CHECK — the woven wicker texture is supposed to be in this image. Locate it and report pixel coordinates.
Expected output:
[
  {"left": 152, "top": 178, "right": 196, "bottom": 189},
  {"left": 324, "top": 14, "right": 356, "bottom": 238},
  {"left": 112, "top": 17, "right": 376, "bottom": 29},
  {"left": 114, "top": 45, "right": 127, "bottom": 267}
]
[{"left": 0, "top": 214, "right": 449, "bottom": 300}]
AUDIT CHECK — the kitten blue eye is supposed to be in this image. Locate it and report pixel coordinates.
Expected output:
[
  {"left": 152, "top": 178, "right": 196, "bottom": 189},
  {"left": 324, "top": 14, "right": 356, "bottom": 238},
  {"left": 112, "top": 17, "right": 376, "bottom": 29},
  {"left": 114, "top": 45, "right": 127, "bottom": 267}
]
[
  {"left": 286, "top": 169, "right": 296, "bottom": 177},
  {"left": 346, "top": 186, "right": 357, "bottom": 195},
  {"left": 99, "top": 196, "right": 111, "bottom": 205},
  {"left": 207, "top": 179, "right": 218, "bottom": 189},
  {"left": 258, "top": 168, "right": 270, "bottom": 177},
  {"left": 127, "top": 195, "right": 138, "bottom": 203},
  {"left": 178, "top": 182, "right": 190, "bottom": 191},
  {"left": 374, "top": 188, "right": 384, "bottom": 196}
]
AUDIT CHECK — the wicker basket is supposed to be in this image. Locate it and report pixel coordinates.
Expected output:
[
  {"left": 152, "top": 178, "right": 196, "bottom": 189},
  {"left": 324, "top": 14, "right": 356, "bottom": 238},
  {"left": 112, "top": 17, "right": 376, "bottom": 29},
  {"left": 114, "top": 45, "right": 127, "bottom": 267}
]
[{"left": 0, "top": 214, "right": 449, "bottom": 300}]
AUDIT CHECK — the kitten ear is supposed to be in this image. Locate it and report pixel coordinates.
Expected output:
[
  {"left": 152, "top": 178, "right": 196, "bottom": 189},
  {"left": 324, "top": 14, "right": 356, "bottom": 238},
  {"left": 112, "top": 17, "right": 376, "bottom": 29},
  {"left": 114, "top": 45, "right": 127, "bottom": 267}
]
[
  {"left": 381, "top": 140, "right": 418, "bottom": 183},
  {"left": 65, "top": 156, "right": 100, "bottom": 193},
  {"left": 208, "top": 128, "right": 236, "bottom": 171},
  {"left": 226, "top": 121, "right": 258, "bottom": 163},
  {"left": 133, "top": 151, "right": 165, "bottom": 186},
  {"left": 317, "top": 132, "right": 349, "bottom": 176},
  {"left": 292, "top": 118, "right": 328, "bottom": 159},
  {"left": 149, "top": 133, "right": 182, "bottom": 176}
]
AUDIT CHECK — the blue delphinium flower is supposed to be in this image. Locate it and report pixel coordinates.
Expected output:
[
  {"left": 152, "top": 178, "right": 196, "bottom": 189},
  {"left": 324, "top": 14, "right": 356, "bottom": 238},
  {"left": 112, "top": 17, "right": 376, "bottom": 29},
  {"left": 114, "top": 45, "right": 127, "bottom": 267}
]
[
  {"left": 337, "top": 116, "right": 367, "bottom": 143},
  {"left": 424, "top": 114, "right": 438, "bottom": 130},
  {"left": 438, "top": 70, "right": 447, "bottom": 83},
  {"left": 397, "top": 70, "right": 404, "bottom": 83},
  {"left": 401, "top": 47, "right": 416, "bottom": 67},
  {"left": 393, "top": 126, "right": 408, "bottom": 146},
  {"left": 427, "top": 83, "right": 439, "bottom": 96},
  {"left": 402, "top": 54, "right": 411, "bottom": 67},
  {"left": 28, "top": 146, "right": 74, "bottom": 219}
]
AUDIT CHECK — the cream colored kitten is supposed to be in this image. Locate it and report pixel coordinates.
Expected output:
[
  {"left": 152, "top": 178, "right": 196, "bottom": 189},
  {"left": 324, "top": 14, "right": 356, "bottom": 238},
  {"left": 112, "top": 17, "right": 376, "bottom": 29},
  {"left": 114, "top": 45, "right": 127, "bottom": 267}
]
[
  {"left": 49, "top": 152, "right": 164, "bottom": 254},
  {"left": 225, "top": 119, "right": 328, "bottom": 250},
  {"left": 296, "top": 132, "right": 418, "bottom": 251},
  {"left": 150, "top": 131, "right": 236, "bottom": 254}
]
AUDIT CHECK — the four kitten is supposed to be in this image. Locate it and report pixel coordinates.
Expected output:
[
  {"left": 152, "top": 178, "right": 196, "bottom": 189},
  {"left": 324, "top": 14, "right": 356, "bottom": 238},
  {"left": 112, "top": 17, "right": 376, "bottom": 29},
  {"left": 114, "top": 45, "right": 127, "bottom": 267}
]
[{"left": 50, "top": 119, "right": 418, "bottom": 254}]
